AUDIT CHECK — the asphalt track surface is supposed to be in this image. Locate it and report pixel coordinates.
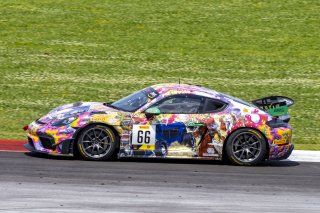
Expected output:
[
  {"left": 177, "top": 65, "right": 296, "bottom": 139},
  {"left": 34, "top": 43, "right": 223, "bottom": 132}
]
[{"left": 0, "top": 152, "right": 320, "bottom": 213}]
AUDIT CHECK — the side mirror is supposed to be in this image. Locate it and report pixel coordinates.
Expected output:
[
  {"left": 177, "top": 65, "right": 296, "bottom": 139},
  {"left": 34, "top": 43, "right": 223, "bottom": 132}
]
[{"left": 145, "top": 107, "right": 161, "bottom": 116}]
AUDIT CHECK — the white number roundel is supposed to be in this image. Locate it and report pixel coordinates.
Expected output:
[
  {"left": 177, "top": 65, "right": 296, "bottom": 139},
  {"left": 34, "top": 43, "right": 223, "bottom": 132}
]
[{"left": 132, "top": 125, "right": 156, "bottom": 145}]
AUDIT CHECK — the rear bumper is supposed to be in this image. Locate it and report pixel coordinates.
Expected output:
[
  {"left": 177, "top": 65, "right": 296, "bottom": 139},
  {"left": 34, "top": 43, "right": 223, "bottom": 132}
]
[
  {"left": 269, "top": 143, "right": 294, "bottom": 160},
  {"left": 269, "top": 144, "right": 294, "bottom": 160},
  {"left": 266, "top": 124, "right": 294, "bottom": 160},
  {"left": 277, "top": 144, "right": 294, "bottom": 160}
]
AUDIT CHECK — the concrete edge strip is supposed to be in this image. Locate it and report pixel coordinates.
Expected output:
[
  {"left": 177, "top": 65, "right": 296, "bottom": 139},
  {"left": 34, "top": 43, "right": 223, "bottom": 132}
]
[
  {"left": 0, "top": 150, "right": 26, "bottom": 153},
  {"left": 287, "top": 150, "right": 320, "bottom": 163}
]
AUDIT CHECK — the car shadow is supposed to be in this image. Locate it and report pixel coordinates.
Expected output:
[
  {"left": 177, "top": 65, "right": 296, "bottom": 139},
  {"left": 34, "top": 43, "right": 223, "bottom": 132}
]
[
  {"left": 119, "top": 157, "right": 300, "bottom": 167},
  {"left": 24, "top": 151, "right": 300, "bottom": 167},
  {"left": 257, "top": 160, "right": 300, "bottom": 167},
  {"left": 24, "top": 152, "right": 74, "bottom": 161}
]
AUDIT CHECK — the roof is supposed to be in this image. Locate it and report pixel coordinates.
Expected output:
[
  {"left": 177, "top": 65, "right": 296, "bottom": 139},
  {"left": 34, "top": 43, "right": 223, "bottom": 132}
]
[{"left": 150, "top": 83, "right": 221, "bottom": 99}]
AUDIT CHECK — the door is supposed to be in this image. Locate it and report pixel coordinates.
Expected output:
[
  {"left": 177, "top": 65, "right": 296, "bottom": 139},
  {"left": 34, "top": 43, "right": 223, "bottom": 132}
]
[{"left": 130, "top": 94, "right": 207, "bottom": 158}]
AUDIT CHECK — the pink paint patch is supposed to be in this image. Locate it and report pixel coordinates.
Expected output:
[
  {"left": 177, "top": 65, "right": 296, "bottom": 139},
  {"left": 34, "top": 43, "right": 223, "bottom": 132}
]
[{"left": 0, "top": 140, "right": 27, "bottom": 152}]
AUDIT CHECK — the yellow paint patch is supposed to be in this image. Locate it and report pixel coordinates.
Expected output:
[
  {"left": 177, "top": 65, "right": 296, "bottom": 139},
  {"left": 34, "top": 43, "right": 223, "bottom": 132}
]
[
  {"left": 30, "top": 134, "right": 39, "bottom": 142},
  {"left": 138, "top": 145, "right": 155, "bottom": 150},
  {"left": 277, "top": 128, "right": 292, "bottom": 137},
  {"left": 46, "top": 129, "right": 58, "bottom": 135},
  {"left": 71, "top": 118, "right": 80, "bottom": 127}
]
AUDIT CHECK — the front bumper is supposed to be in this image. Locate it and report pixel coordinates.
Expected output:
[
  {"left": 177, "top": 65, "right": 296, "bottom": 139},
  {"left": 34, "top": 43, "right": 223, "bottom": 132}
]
[
  {"left": 26, "top": 135, "right": 73, "bottom": 155},
  {"left": 27, "top": 121, "right": 76, "bottom": 155}
]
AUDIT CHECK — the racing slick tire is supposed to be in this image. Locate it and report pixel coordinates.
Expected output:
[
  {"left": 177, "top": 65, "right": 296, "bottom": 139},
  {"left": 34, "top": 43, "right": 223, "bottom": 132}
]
[
  {"left": 77, "top": 124, "right": 118, "bottom": 161},
  {"left": 225, "top": 128, "right": 267, "bottom": 166}
]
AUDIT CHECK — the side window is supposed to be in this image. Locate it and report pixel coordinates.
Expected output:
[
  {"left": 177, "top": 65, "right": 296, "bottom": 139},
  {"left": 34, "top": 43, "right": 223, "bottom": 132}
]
[
  {"left": 151, "top": 95, "right": 204, "bottom": 114},
  {"left": 202, "top": 98, "right": 227, "bottom": 113}
]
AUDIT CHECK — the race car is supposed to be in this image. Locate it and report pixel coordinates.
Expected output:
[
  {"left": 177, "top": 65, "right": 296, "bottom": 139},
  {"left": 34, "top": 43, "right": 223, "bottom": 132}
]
[{"left": 25, "top": 83, "right": 294, "bottom": 166}]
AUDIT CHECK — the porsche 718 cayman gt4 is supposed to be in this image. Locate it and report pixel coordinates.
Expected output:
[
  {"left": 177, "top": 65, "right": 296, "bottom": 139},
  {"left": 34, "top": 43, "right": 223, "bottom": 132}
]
[{"left": 25, "top": 84, "right": 294, "bottom": 166}]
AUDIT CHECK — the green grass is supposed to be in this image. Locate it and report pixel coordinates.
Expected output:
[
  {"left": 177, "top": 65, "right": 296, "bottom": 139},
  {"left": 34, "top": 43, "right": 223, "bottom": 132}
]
[{"left": 0, "top": 0, "right": 319, "bottom": 150}]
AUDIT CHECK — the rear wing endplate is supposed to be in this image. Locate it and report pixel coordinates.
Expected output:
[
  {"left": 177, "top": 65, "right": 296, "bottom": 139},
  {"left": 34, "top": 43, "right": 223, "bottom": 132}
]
[{"left": 252, "top": 96, "right": 294, "bottom": 116}]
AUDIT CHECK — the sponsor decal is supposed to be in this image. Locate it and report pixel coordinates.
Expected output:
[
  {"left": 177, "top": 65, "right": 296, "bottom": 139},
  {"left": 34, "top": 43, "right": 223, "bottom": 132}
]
[
  {"left": 273, "top": 139, "right": 288, "bottom": 145},
  {"left": 268, "top": 105, "right": 288, "bottom": 116},
  {"left": 132, "top": 125, "right": 156, "bottom": 146},
  {"left": 139, "top": 125, "right": 150, "bottom": 130},
  {"left": 90, "top": 115, "right": 108, "bottom": 122}
]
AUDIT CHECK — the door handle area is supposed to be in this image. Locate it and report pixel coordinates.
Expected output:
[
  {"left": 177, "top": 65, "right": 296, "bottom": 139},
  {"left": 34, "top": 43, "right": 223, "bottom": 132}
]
[{"left": 186, "top": 122, "right": 205, "bottom": 127}]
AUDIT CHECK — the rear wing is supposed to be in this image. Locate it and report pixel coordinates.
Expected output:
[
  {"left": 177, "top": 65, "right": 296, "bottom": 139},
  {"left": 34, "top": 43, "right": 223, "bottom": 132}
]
[{"left": 252, "top": 96, "right": 294, "bottom": 117}]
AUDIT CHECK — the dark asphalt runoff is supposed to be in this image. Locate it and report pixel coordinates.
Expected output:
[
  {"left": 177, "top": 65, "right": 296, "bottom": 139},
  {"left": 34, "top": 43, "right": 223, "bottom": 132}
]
[{"left": 0, "top": 152, "right": 319, "bottom": 213}]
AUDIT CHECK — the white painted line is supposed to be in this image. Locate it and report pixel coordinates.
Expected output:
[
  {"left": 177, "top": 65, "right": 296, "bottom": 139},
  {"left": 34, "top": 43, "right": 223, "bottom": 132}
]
[{"left": 287, "top": 150, "right": 320, "bottom": 162}]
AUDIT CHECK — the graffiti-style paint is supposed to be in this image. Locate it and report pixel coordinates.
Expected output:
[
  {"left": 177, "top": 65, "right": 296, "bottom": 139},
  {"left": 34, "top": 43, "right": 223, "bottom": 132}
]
[{"left": 26, "top": 84, "right": 293, "bottom": 161}]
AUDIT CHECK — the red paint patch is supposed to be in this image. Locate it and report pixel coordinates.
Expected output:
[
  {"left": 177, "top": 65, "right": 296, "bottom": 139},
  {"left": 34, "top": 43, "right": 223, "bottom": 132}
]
[{"left": 0, "top": 140, "right": 27, "bottom": 152}]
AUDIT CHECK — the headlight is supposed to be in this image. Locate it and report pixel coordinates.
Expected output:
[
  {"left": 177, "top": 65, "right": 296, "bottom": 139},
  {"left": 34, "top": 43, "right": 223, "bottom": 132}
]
[{"left": 52, "top": 116, "right": 78, "bottom": 127}]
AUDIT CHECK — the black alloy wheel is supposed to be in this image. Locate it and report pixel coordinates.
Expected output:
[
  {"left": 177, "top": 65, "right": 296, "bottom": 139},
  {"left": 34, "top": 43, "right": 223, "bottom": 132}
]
[
  {"left": 77, "top": 125, "right": 117, "bottom": 160},
  {"left": 226, "top": 128, "right": 267, "bottom": 166}
]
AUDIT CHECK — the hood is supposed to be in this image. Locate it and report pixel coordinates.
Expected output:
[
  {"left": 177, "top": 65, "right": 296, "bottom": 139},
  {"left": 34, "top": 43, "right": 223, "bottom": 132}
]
[{"left": 38, "top": 102, "right": 120, "bottom": 124}]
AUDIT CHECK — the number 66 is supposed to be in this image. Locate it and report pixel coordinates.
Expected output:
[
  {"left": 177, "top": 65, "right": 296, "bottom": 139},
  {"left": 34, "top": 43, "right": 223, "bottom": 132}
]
[{"left": 137, "top": 130, "right": 151, "bottom": 144}]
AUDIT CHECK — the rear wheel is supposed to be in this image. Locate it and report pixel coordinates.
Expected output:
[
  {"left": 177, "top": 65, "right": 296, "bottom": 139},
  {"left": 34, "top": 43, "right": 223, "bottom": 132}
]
[
  {"left": 77, "top": 125, "right": 117, "bottom": 161},
  {"left": 225, "top": 128, "right": 266, "bottom": 166}
]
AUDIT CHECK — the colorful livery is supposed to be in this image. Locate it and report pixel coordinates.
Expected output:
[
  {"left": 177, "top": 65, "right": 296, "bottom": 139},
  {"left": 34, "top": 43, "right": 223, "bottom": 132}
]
[{"left": 25, "top": 84, "right": 294, "bottom": 166}]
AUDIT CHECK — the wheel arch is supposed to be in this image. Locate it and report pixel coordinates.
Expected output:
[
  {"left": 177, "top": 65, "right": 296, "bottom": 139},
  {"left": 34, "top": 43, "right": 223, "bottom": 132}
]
[{"left": 222, "top": 127, "right": 270, "bottom": 161}]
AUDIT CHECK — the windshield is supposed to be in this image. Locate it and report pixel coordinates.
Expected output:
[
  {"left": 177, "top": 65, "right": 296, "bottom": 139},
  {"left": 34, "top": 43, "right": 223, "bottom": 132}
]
[{"left": 111, "top": 90, "right": 149, "bottom": 112}]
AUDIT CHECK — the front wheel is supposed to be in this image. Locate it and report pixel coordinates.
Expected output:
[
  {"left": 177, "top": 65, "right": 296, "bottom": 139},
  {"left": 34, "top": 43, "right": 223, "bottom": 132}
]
[
  {"left": 225, "top": 128, "right": 267, "bottom": 166},
  {"left": 77, "top": 125, "right": 117, "bottom": 161}
]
